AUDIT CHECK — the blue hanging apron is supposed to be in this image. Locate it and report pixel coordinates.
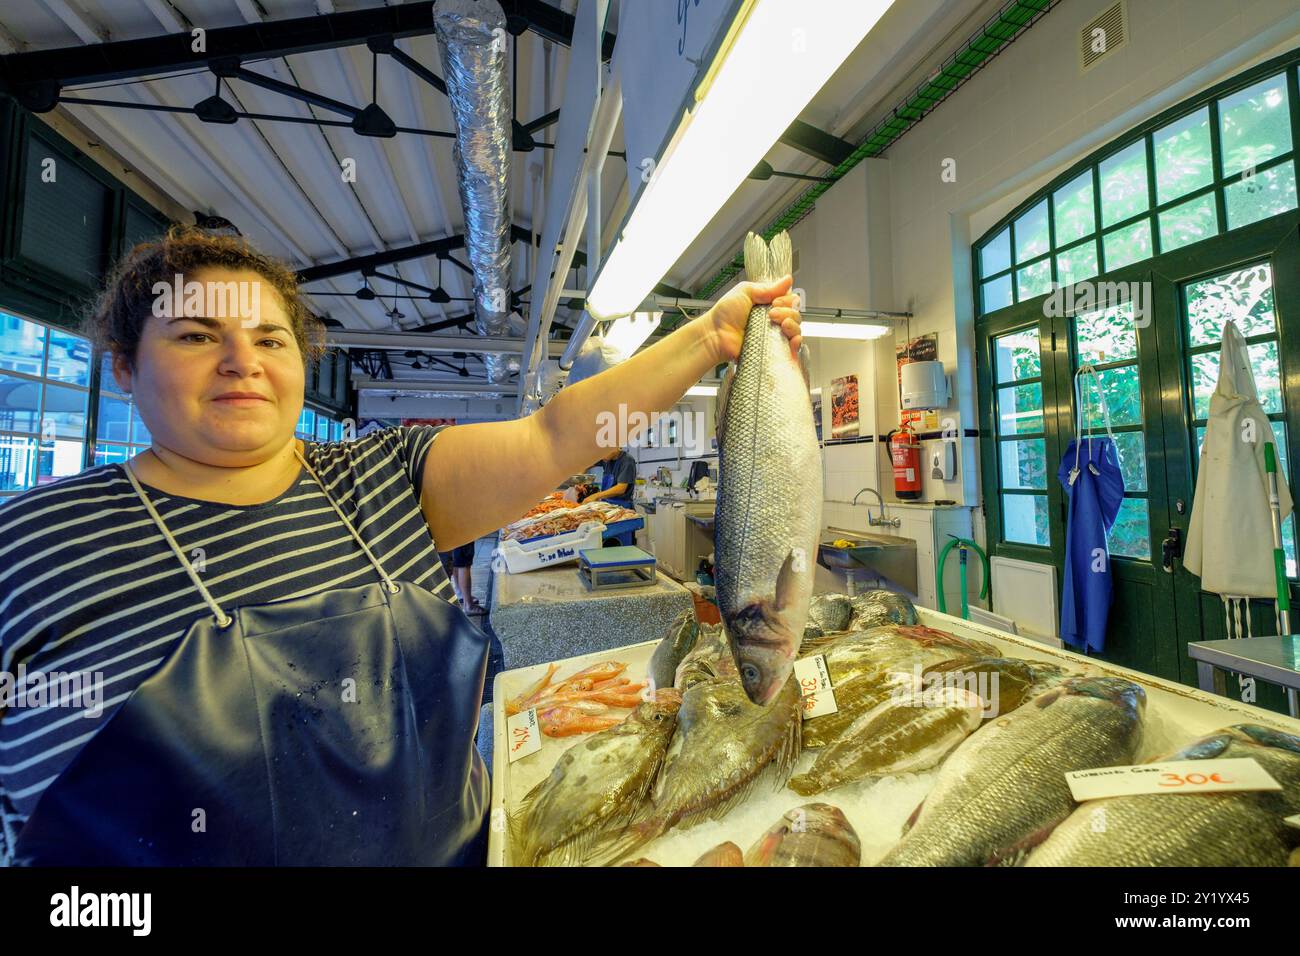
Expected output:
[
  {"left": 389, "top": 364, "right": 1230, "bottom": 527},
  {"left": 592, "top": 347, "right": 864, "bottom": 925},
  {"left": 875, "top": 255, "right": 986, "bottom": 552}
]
[
  {"left": 12, "top": 448, "right": 491, "bottom": 866},
  {"left": 1058, "top": 366, "right": 1126, "bottom": 653}
]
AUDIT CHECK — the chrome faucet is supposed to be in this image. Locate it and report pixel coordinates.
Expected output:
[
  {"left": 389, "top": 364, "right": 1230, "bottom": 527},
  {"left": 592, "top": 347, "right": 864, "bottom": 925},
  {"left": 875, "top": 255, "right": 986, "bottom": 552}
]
[{"left": 852, "top": 487, "right": 901, "bottom": 529}]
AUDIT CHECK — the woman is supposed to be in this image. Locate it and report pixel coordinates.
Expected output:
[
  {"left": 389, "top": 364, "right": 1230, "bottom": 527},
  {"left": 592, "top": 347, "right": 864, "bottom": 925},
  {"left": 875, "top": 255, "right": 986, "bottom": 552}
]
[{"left": 0, "top": 227, "right": 801, "bottom": 865}]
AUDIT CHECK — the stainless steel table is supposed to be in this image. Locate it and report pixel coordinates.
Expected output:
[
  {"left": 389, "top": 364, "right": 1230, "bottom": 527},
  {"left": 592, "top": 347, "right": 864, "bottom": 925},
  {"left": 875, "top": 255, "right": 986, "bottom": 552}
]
[{"left": 1187, "top": 635, "right": 1300, "bottom": 718}]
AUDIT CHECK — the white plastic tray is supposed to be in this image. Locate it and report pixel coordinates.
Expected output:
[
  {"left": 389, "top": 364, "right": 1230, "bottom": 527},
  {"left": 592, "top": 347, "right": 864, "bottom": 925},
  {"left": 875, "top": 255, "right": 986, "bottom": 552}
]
[{"left": 487, "top": 606, "right": 1300, "bottom": 866}]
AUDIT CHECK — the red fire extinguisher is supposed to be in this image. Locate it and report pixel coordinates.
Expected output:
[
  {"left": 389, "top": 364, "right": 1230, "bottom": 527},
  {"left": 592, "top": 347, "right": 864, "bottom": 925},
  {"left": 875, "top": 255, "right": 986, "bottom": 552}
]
[{"left": 889, "top": 425, "right": 922, "bottom": 500}]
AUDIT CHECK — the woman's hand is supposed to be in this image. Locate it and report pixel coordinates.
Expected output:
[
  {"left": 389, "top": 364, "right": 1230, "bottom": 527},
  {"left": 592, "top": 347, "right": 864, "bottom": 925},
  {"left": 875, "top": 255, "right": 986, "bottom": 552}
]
[{"left": 706, "top": 274, "right": 802, "bottom": 364}]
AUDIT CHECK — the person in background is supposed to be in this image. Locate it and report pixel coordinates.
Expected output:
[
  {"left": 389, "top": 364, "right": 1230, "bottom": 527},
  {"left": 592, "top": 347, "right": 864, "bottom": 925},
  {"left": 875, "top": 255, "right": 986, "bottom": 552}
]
[
  {"left": 438, "top": 542, "right": 481, "bottom": 613},
  {"left": 582, "top": 446, "right": 637, "bottom": 509}
]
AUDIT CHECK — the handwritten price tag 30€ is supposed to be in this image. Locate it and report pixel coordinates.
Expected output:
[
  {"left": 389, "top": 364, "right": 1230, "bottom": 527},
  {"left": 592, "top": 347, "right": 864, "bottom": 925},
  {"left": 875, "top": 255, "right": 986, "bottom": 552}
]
[
  {"left": 1065, "top": 757, "right": 1280, "bottom": 801},
  {"left": 506, "top": 707, "right": 542, "bottom": 764}
]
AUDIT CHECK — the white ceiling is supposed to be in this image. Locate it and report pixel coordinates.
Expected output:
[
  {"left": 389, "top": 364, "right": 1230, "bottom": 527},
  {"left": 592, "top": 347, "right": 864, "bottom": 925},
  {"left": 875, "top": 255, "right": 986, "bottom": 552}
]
[{"left": 0, "top": 0, "right": 1001, "bottom": 388}]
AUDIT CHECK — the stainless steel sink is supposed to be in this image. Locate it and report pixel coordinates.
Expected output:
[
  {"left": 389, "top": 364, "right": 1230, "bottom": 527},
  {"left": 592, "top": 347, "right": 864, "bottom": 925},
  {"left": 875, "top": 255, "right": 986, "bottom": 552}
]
[{"left": 818, "top": 526, "right": 918, "bottom": 595}]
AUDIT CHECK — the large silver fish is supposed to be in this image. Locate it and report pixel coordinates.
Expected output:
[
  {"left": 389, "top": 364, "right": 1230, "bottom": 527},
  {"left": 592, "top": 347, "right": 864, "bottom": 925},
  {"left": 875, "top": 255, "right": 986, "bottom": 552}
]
[
  {"left": 592, "top": 656, "right": 801, "bottom": 864},
  {"left": 1024, "top": 724, "right": 1300, "bottom": 867},
  {"left": 714, "top": 230, "right": 822, "bottom": 705},
  {"left": 509, "top": 690, "right": 682, "bottom": 867},
  {"left": 877, "top": 676, "right": 1146, "bottom": 866}
]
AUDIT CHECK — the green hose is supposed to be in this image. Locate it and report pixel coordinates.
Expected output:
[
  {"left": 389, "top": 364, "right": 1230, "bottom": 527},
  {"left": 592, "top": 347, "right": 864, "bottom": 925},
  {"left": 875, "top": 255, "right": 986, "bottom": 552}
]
[{"left": 937, "top": 536, "right": 990, "bottom": 619}]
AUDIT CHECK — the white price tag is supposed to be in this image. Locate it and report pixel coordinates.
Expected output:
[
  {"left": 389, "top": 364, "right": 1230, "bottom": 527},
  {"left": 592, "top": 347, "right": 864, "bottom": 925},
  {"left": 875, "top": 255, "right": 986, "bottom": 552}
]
[
  {"left": 1284, "top": 813, "right": 1300, "bottom": 830},
  {"left": 506, "top": 707, "right": 542, "bottom": 763},
  {"left": 793, "top": 655, "right": 833, "bottom": 697},
  {"left": 1065, "top": 758, "right": 1280, "bottom": 802},
  {"left": 801, "top": 688, "right": 838, "bottom": 720}
]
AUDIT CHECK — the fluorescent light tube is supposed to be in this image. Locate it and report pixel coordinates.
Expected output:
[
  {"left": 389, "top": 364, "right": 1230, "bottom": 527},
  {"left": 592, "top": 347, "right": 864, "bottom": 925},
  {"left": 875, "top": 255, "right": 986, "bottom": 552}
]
[
  {"left": 801, "top": 321, "right": 892, "bottom": 340},
  {"left": 587, "top": 0, "right": 897, "bottom": 319},
  {"left": 602, "top": 310, "right": 662, "bottom": 359},
  {"left": 686, "top": 384, "right": 720, "bottom": 396}
]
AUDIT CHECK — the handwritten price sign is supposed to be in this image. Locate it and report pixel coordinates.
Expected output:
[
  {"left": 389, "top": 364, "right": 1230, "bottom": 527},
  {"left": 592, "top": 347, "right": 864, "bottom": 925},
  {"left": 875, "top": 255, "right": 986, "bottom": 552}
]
[
  {"left": 802, "top": 688, "right": 838, "bottom": 720},
  {"left": 1065, "top": 758, "right": 1280, "bottom": 801},
  {"left": 793, "top": 655, "right": 833, "bottom": 696},
  {"left": 506, "top": 707, "right": 542, "bottom": 763}
]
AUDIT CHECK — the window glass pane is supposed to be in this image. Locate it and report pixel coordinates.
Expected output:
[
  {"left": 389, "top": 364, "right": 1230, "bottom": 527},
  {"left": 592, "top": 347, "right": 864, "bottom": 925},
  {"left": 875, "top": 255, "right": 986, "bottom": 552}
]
[
  {"left": 1223, "top": 160, "right": 1298, "bottom": 229},
  {"left": 297, "top": 408, "right": 316, "bottom": 439},
  {"left": 998, "top": 382, "right": 1044, "bottom": 435},
  {"left": 1185, "top": 263, "right": 1275, "bottom": 346},
  {"left": 1191, "top": 341, "right": 1282, "bottom": 419},
  {"left": 316, "top": 417, "right": 330, "bottom": 441},
  {"left": 131, "top": 408, "right": 152, "bottom": 445},
  {"left": 38, "top": 440, "right": 84, "bottom": 483},
  {"left": 1102, "top": 218, "right": 1152, "bottom": 271},
  {"left": 1158, "top": 193, "right": 1219, "bottom": 252},
  {"left": 1082, "top": 365, "right": 1142, "bottom": 428},
  {"left": 1109, "top": 497, "right": 1151, "bottom": 559},
  {"left": 93, "top": 443, "right": 130, "bottom": 467},
  {"left": 1153, "top": 107, "right": 1214, "bottom": 204},
  {"left": 96, "top": 393, "right": 131, "bottom": 443},
  {"left": 42, "top": 383, "right": 87, "bottom": 440},
  {"left": 1014, "top": 200, "right": 1050, "bottom": 263},
  {"left": 0, "top": 313, "right": 46, "bottom": 376},
  {"left": 1217, "top": 73, "right": 1292, "bottom": 178},
  {"left": 331, "top": 421, "right": 344, "bottom": 442},
  {"left": 1055, "top": 241, "right": 1099, "bottom": 287},
  {"left": 1075, "top": 302, "right": 1138, "bottom": 365},
  {"left": 1053, "top": 171, "right": 1095, "bottom": 245},
  {"left": 0, "top": 372, "right": 42, "bottom": 432},
  {"left": 1000, "top": 439, "right": 1047, "bottom": 490},
  {"left": 1016, "top": 259, "right": 1053, "bottom": 300},
  {"left": 1099, "top": 140, "right": 1150, "bottom": 226},
  {"left": 980, "top": 227, "right": 1011, "bottom": 277},
  {"left": 981, "top": 275, "right": 1013, "bottom": 313},
  {"left": 1271, "top": 420, "right": 1290, "bottom": 481},
  {"left": 0, "top": 435, "right": 38, "bottom": 491},
  {"left": 993, "top": 328, "right": 1040, "bottom": 382},
  {"left": 45, "top": 328, "right": 90, "bottom": 386},
  {"left": 1104, "top": 430, "right": 1148, "bottom": 492},
  {"left": 1003, "top": 493, "right": 1049, "bottom": 546}
]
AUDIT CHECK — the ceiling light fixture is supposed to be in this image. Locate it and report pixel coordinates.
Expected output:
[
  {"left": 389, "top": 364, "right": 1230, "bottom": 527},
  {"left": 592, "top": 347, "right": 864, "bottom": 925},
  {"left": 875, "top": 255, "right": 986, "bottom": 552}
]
[{"left": 586, "top": 0, "right": 897, "bottom": 320}]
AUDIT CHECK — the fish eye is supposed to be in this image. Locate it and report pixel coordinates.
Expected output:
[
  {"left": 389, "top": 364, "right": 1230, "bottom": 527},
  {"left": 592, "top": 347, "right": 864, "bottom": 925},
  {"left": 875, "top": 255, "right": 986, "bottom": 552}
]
[{"left": 741, "top": 663, "right": 761, "bottom": 686}]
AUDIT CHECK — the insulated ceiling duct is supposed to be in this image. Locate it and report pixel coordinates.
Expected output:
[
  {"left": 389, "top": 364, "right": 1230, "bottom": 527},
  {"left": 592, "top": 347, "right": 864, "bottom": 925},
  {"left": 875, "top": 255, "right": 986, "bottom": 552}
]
[{"left": 435, "top": 0, "right": 514, "bottom": 384}]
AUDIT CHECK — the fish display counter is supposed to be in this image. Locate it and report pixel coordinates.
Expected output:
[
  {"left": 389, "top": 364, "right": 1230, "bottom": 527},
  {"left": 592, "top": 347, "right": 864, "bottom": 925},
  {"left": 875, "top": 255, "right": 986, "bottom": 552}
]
[
  {"left": 488, "top": 564, "right": 694, "bottom": 670},
  {"left": 488, "top": 593, "right": 1300, "bottom": 867}
]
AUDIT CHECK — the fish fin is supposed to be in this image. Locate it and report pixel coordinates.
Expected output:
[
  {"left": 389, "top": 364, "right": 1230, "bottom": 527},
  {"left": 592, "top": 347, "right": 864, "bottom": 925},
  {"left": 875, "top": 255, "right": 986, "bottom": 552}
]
[
  {"left": 775, "top": 550, "right": 799, "bottom": 612},
  {"left": 744, "top": 231, "right": 771, "bottom": 283},
  {"left": 583, "top": 817, "right": 663, "bottom": 867},
  {"left": 768, "top": 230, "right": 792, "bottom": 281},
  {"left": 771, "top": 689, "right": 803, "bottom": 783},
  {"left": 901, "top": 798, "right": 926, "bottom": 835},
  {"left": 798, "top": 342, "right": 812, "bottom": 393},
  {"left": 715, "top": 363, "right": 735, "bottom": 443},
  {"left": 983, "top": 822, "right": 1060, "bottom": 867}
]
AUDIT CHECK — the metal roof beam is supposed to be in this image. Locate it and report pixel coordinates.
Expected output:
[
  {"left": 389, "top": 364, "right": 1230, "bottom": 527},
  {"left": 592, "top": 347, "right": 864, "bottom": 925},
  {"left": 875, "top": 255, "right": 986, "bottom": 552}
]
[{"left": 2, "top": 1, "right": 614, "bottom": 100}]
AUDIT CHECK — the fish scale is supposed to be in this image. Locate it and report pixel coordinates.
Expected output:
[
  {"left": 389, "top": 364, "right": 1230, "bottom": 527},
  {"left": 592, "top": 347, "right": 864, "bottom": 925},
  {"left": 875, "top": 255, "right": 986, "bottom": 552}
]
[
  {"left": 715, "top": 230, "right": 822, "bottom": 704},
  {"left": 1024, "top": 725, "right": 1300, "bottom": 866},
  {"left": 877, "top": 677, "right": 1145, "bottom": 866}
]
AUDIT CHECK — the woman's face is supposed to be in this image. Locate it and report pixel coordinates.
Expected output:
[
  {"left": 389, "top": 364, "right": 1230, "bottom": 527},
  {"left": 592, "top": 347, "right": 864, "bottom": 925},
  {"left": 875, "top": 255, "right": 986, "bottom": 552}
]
[{"left": 113, "top": 267, "right": 305, "bottom": 466}]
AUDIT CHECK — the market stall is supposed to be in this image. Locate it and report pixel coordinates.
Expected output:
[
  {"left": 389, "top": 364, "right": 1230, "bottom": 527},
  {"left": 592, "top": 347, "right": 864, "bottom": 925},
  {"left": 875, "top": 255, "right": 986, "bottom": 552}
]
[{"left": 489, "top": 595, "right": 1300, "bottom": 867}]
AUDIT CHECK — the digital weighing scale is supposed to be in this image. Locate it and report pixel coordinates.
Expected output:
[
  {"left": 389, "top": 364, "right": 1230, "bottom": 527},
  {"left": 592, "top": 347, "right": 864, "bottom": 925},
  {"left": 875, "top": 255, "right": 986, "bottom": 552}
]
[{"left": 578, "top": 546, "right": 657, "bottom": 591}]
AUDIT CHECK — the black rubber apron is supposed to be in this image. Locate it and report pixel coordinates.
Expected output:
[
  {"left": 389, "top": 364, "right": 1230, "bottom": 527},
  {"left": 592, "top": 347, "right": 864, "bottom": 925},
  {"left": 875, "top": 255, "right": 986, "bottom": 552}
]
[{"left": 13, "top": 450, "right": 490, "bottom": 866}]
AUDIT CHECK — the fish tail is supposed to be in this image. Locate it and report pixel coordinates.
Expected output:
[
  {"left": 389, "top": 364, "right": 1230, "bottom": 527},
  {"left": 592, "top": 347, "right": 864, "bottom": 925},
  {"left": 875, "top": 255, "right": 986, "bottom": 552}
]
[{"left": 744, "top": 231, "right": 772, "bottom": 283}]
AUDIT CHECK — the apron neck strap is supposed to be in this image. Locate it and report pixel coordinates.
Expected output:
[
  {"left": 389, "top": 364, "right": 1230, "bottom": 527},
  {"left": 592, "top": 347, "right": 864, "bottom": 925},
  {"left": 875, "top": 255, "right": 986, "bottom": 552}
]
[
  {"left": 122, "top": 444, "right": 400, "bottom": 626},
  {"left": 292, "top": 447, "right": 398, "bottom": 594},
  {"left": 121, "top": 457, "right": 233, "bottom": 627}
]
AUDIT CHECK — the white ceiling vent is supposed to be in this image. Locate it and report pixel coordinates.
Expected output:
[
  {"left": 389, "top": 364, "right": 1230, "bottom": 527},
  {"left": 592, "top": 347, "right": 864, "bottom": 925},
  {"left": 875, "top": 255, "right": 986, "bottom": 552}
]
[{"left": 1079, "top": 1, "right": 1128, "bottom": 74}]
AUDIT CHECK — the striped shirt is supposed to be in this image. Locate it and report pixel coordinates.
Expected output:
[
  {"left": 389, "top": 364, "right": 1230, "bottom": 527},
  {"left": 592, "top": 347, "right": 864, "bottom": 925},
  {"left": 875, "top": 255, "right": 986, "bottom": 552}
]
[{"left": 0, "top": 425, "right": 455, "bottom": 860}]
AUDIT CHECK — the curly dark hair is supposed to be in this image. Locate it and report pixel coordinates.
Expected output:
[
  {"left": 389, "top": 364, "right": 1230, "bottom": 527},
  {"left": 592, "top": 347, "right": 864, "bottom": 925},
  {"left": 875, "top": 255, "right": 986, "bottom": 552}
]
[{"left": 87, "top": 224, "right": 326, "bottom": 369}]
